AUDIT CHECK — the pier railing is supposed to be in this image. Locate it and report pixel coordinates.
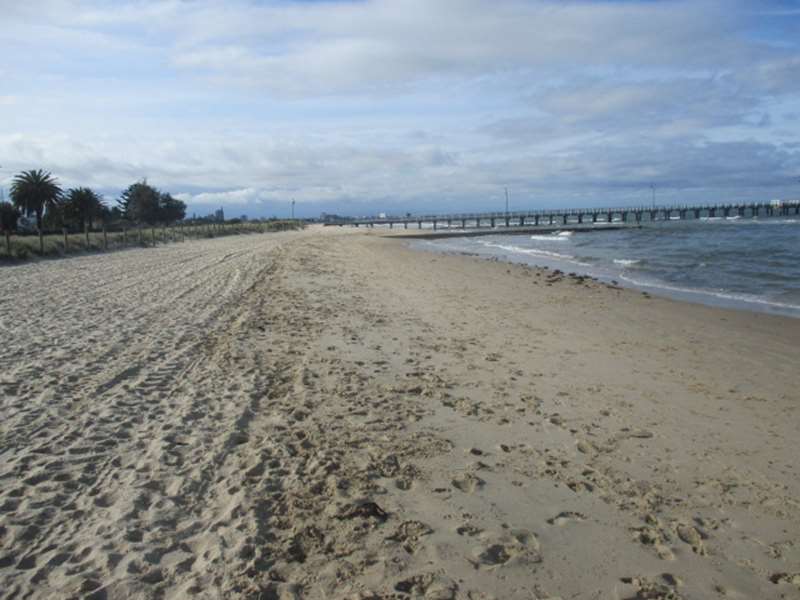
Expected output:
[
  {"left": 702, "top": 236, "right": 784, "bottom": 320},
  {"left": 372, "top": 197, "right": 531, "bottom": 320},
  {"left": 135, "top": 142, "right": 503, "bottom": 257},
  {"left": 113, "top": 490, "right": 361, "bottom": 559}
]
[{"left": 325, "top": 200, "right": 800, "bottom": 229}]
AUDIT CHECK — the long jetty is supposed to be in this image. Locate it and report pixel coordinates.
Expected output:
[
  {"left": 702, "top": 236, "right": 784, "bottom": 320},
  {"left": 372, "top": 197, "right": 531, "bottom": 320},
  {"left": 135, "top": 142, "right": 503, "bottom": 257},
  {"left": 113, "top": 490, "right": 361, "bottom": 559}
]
[{"left": 327, "top": 200, "right": 800, "bottom": 230}]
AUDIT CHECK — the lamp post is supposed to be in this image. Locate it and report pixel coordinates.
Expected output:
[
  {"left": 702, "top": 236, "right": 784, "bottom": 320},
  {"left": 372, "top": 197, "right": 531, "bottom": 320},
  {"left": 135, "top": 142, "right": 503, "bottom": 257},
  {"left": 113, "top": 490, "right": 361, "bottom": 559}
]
[
  {"left": 650, "top": 183, "right": 656, "bottom": 208},
  {"left": 504, "top": 187, "right": 509, "bottom": 215},
  {"left": 291, "top": 199, "right": 295, "bottom": 220}
]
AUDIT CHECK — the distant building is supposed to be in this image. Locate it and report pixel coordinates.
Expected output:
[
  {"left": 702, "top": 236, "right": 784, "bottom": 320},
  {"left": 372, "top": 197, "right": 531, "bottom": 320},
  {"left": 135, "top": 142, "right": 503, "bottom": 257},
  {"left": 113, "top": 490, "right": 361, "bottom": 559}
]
[
  {"left": 214, "top": 207, "right": 225, "bottom": 222},
  {"left": 320, "top": 213, "right": 352, "bottom": 224}
]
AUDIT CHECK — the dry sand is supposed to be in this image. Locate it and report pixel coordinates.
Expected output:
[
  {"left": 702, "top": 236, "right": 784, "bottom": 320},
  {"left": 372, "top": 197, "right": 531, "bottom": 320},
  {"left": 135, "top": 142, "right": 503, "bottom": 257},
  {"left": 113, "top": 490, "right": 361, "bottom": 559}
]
[{"left": 1, "top": 226, "right": 798, "bottom": 600}]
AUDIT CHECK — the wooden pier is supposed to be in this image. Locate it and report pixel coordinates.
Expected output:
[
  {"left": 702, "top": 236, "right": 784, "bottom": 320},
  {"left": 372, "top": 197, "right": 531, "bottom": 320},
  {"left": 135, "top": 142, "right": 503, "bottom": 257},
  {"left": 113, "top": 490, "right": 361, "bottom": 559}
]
[{"left": 326, "top": 200, "right": 800, "bottom": 230}]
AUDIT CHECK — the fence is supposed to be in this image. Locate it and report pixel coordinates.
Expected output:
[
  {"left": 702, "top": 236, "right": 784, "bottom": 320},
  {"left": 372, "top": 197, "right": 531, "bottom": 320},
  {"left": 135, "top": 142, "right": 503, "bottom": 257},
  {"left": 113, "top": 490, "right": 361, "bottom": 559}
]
[{"left": 0, "top": 221, "right": 301, "bottom": 260}]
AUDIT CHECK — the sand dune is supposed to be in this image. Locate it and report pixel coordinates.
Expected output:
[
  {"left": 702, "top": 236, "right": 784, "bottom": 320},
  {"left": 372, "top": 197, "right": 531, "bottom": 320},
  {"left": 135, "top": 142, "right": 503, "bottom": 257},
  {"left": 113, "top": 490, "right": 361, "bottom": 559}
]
[{"left": 1, "top": 228, "right": 799, "bottom": 599}]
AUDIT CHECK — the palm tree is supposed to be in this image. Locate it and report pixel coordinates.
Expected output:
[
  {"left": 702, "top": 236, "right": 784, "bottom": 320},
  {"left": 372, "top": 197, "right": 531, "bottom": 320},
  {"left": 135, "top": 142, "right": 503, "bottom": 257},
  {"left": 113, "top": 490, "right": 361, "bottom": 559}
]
[
  {"left": 0, "top": 201, "right": 20, "bottom": 254},
  {"left": 10, "top": 169, "right": 62, "bottom": 232},
  {"left": 65, "top": 187, "right": 104, "bottom": 232}
]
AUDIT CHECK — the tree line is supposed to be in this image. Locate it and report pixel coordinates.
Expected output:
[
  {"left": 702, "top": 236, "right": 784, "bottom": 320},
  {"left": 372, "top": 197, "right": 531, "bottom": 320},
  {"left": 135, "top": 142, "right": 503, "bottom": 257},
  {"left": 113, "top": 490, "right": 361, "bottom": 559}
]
[{"left": 0, "top": 169, "right": 186, "bottom": 234}]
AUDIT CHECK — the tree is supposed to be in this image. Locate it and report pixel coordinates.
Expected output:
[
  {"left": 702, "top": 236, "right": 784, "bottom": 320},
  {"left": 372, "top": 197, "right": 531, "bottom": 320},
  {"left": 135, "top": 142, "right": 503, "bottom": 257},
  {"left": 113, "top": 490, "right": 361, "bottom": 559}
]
[
  {"left": 107, "top": 206, "right": 123, "bottom": 223},
  {"left": 64, "top": 187, "right": 104, "bottom": 231},
  {"left": 0, "top": 202, "right": 19, "bottom": 254},
  {"left": 98, "top": 204, "right": 115, "bottom": 225},
  {"left": 10, "top": 169, "right": 62, "bottom": 231},
  {"left": 43, "top": 202, "right": 66, "bottom": 231},
  {"left": 159, "top": 192, "right": 186, "bottom": 224},
  {"left": 118, "top": 181, "right": 160, "bottom": 224},
  {"left": 0, "top": 201, "right": 20, "bottom": 232}
]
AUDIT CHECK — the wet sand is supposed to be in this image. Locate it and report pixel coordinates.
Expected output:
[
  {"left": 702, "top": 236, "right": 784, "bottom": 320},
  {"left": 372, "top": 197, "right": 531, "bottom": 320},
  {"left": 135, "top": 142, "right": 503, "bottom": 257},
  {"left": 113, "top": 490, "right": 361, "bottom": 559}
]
[{"left": 1, "top": 227, "right": 798, "bottom": 599}]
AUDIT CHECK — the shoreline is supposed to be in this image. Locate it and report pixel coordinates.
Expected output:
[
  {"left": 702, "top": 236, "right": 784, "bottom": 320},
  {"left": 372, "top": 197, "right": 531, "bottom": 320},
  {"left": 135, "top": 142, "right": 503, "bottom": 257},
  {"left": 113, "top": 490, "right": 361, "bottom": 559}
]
[
  {"left": 379, "top": 223, "right": 637, "bottom": 240},
  {"left": 401, "top": 228, "right": 800, "bottom": 320}
]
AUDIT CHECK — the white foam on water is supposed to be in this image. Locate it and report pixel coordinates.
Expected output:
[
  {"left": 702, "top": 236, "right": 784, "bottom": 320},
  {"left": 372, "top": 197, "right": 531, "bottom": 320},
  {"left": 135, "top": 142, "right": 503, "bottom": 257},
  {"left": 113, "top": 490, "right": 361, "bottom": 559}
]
[
  {"left": 418, "top": 218, "right": 800, "bottom": 318},
  {"left": 750, "top": 219, "right": 799, "bottom": 225},
  {"left": 478, "top": 240, "right": 590, "bottom": 265},
  {"left": 619, "top": 274, "right": 800, "bottom": 313},
  {"left": 529, "top": 232, "right": 571, "bottom": 241},
  {"left": 613, "top": 258, "right": 641, "bottom": 266}
]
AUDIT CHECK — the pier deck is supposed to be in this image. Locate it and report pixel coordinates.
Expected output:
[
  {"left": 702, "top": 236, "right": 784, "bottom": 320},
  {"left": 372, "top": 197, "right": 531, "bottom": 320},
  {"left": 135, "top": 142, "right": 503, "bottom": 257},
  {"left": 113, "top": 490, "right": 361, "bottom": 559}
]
[{"left": 326, "top": 200, "right": 800, "bottom": 230}]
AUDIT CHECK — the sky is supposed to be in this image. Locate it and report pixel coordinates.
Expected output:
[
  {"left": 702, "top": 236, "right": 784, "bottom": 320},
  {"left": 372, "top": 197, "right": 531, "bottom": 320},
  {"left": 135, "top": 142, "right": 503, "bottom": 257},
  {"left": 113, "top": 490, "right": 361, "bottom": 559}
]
[{"left": 1, "top": 0, "right": 800, "bottom": 218}]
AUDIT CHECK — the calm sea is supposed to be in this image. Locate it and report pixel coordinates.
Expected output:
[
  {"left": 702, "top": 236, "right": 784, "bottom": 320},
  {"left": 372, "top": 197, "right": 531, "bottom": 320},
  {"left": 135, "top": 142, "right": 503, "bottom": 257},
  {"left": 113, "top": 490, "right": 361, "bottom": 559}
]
[{"left": 416, "top": 217, "right": 800, "bottom": 317}]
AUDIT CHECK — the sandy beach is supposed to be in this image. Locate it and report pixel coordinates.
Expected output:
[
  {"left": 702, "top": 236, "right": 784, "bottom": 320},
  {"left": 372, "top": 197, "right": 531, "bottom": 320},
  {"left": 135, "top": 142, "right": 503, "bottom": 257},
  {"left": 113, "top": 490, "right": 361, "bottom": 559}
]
[{"left": 1, "top": 226, "right": 799, "bottom": 599}]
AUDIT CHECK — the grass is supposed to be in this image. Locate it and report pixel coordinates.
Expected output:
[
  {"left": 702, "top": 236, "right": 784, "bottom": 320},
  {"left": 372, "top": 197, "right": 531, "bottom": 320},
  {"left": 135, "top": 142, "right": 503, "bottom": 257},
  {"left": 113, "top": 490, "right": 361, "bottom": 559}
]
[{"left": 0, "top": 221, "right": 303, "bottom": 261}]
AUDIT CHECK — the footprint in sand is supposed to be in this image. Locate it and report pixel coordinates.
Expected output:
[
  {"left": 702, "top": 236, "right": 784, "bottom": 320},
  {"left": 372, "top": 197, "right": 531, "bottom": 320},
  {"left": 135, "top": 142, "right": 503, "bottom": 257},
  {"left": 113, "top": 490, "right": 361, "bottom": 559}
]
[
  {"left": 676, "top": 523, "right": 707, "bottom": 556},
  {"left": 456, "top": 524, "right": 483, "bottom": 537},
  {"left": 620, "top": 574, "right": 684, "bottom": 599},
  {"left": 547, "top": 511, "right": 587, "bottom": 526},
  {"left": 451, "top": 472, "right": 485, "bottom": 493},
  {"left": 389, "top": 520, "right": 433, "bottom": 553},
  {"left": 472, "top": 529, "right": 542, "bottom": 569},
  {"left": 395, "top": 573, "right": 458, "bottom": 599},
  {"left": 633, "top": 525, "right": 676, "bottom": 561},
  {"left": 770, "top": 572, "right": 800, "bottom": 588}
]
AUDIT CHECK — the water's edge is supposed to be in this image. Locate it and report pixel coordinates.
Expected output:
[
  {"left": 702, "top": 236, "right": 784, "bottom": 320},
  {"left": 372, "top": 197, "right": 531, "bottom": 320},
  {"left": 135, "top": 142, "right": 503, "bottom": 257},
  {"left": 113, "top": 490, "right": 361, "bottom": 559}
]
[{"left": 409, "top": 221, "right": 800, "bottom": 319}]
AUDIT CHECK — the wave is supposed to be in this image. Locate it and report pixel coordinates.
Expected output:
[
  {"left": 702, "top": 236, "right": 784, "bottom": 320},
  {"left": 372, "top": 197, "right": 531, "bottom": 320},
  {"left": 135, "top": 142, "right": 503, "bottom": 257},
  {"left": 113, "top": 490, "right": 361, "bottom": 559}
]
[
  {"left": 613, "top": 258, "right": 641, "bottom": 266},
  {"left": 530, "top": 231, "right": 573, "bottom": 241},
  {"left": 750, "top": 219, "right": 799, "bottom": 225},
  {"left": 687, "top": 217, "right": 799, "bottom": 226},
  {"left": 477, "top": 240, "right": 590, "bottom": 265},
  {"left": 423, "top": 218, "right": 800, "bottom": 318},
  {"left": 618, "top": 274, "right": 800, "bottom": 313}
]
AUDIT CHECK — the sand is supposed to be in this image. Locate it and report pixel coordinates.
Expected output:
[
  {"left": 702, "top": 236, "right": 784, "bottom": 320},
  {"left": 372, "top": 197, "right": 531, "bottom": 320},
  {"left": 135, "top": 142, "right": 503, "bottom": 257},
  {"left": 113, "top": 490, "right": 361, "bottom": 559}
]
[{"left": 1, "top": 226, "right": 798, "bottom": 599}]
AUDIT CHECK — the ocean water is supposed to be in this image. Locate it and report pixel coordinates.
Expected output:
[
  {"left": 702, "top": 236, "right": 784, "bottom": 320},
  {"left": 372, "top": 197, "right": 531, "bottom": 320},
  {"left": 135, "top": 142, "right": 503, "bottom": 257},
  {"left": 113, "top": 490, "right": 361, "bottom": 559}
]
[{"left": 416, "top": 218, "right": 800, "bottom": 317}]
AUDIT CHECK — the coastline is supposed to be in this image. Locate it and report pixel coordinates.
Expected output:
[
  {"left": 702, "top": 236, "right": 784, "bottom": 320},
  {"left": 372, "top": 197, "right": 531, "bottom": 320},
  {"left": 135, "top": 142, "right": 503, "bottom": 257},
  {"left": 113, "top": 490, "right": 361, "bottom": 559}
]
[
  {"left": 378, "top": 223, "right": 637, "bottom": 240},
  {"left": 1, "top": 227, "right": 798, "bottom": 599},
  {"left": 400, "top": 226, "right": 800, "bottom": 319}
]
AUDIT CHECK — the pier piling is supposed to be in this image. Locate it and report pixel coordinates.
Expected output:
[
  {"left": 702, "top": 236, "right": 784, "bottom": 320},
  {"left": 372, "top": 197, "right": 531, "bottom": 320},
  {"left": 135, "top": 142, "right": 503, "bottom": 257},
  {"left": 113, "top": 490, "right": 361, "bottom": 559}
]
[{"left": 329, "top": 200, "right": 799, "bottom": 230}]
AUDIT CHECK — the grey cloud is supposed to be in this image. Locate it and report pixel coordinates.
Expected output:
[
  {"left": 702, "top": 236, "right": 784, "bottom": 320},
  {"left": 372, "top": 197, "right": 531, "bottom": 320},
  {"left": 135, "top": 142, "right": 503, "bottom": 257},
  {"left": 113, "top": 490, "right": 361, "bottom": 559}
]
[
  {"left": 2, "top": 0, "right": 800, "bottom": 216},
  {"left": 5, "top": 126, "right": 797, "bottom": 215},
  {"left": 41, "top": 0, "right": 764, "bottom": 96},
  {"left": 482, "top": 73, "right": 775, "bottom": 145}
]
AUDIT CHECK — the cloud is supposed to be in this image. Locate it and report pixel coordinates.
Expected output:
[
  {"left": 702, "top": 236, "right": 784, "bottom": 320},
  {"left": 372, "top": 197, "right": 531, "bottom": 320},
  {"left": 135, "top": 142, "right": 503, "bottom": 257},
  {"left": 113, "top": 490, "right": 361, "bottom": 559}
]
[
  {"left": 3, "top": 0, "right": 769, "bottom": 95},
  {"left": 175, "top": 188, "right": 263, "bottom": 206},
  {"left": 1, "top": 0, "right": 800, "bottom": 215},
  {"left": 3, "top": 127, "right": 797, "bottom": 216},
  {"left": 160, "top": 0, "right": 762, "bottom": 95},
  {"left": 481, "top": 73, "right": 772, "bottom": 146}
]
